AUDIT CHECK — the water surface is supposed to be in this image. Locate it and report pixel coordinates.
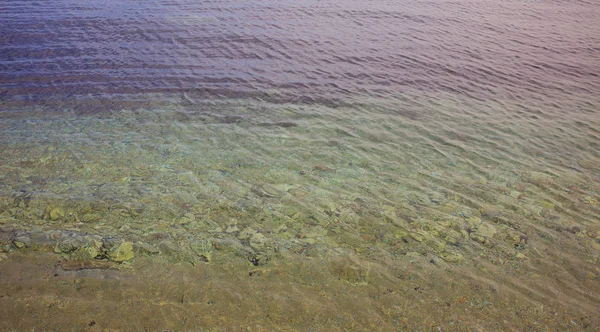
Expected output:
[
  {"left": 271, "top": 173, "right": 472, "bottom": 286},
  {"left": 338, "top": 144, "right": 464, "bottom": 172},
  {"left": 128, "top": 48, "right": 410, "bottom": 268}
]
[{"left": 1, "top": 0, "right": 599, "bottom": 330}]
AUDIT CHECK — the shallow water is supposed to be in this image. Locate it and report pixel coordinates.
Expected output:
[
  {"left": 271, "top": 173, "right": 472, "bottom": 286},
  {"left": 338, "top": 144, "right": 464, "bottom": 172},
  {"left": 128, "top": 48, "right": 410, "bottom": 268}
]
[{"left": 1, "top": 0, "right": 600, "bottom": 330}]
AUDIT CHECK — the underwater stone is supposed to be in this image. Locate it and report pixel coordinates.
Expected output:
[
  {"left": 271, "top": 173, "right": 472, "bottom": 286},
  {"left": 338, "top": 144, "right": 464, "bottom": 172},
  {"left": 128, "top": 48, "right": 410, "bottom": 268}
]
[
  {"left": 158, "top": 240, "right": 180, "bottom": 255},
  {"left": 135, "top": 242, "right": 160, "bottom": 255},
  {"left": 444, "top": 235, "right": 458, "bottom": 246},
  {"left": 249, "top": 232, "right": 267, "bottom": 250},
  {"left": 470, "top": 233, "right": 487, "bottom": 244},
  {"left": 55, "top": 235, "right": 86, "bottom": 253},
  {"left": 465, "top": 216, "right": 481, "bottom": 228},
  {"left": 440, "top": 252, "right": 464, "bottom": 263},
  {"left": 177, "top": 171, "right": 199, "bottom": 184},
  {"left": 107, "top": 241, "right": 134, "bottom": 262},
  {"left": 477, "top": 223, "right": 497, "bottom": 238},
  {"left": 238, "top": 227, "right": 257, "bottom": 240},
  {"left": 251, "top": 184, "right": 284, "bottom": 198},
  {"left": 212, "top": 237, "right": 255, "bottom": 258},
  {"left": 49, "top": 207, "right": 65, "bottom": 221},
  {"left": 13, "top": 235, "right": 31, "bottom": 248},
  {"left": 2, "top": 243, "right": 15, "bottom": 252},
  {"left": 82, "top": 213, "right": 102, "bottom": 223},
  {"left": 409, "top": 231, "right": 425, "bottom": 243},
  {"left": 178, "top": 212, "right": 195, "bottom": 224},
  {"left": 72, "top": 245, "right": 102, "bottom": 260},
  {"left": 339, "top": 211, "right": 359, "bottom": 225}
]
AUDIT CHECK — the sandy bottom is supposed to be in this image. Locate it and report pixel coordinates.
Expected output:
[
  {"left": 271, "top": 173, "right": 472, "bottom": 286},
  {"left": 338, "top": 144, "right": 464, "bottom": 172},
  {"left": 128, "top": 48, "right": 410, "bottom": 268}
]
[{"left": 1, "top": 249, "right": 598, "bottom": 331}]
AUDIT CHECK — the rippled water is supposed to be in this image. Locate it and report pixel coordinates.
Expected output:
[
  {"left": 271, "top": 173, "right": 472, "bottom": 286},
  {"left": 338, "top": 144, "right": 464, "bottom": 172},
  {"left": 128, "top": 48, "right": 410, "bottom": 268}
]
[
  {"left": 2, "top": 0, "right": 598, "bottom": 106},
  {"left": 1, "top": 0, "right": 600, "bottom": 329}
]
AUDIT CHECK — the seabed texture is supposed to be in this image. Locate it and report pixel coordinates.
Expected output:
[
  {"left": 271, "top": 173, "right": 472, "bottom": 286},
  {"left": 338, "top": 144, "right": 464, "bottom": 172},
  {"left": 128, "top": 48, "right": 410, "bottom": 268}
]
[{"left": 1, "top": 98, "right": 599, "bottom": 330}]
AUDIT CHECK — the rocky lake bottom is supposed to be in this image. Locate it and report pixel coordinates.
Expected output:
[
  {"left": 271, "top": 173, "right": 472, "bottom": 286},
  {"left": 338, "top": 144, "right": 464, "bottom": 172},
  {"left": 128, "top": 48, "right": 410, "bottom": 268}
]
[{"left": 0, "top": 97, "right": 599, "bottom": 330}]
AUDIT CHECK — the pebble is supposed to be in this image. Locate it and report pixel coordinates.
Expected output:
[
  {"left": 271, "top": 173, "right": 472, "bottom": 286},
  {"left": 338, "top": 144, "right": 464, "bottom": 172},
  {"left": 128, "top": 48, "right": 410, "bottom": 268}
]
[
  {"left": 470, "top": 233, "right": 486, "bottom": 244},
  {"left": 82, "top": 213, "right": 101, "bottom": 223},
  {"left": 440, "top": 252, "right": 464, "bottom": 263},
  {"left": 238, "top": 227, "right": 257, "bottom": 240},
  {"left": 225, "top": 225, "right": 239, "bottom": 233},
  {"left": 477, "top": 223, "right": 497, "bottom": 238},
  {"left": 107, "top": 241, "right": 134, "bottom": 262},
  {"left": 158, "top": 240, "right": 180, "bottom": 255},
  {"left": 136, "top": 242, "right": 160, "bottom": 255},
  {"left": 49, "top": 207, "right": 65, "bottom": 221},
  {"left": 249, "top": 232, "right": 267, "bottom": 250}
]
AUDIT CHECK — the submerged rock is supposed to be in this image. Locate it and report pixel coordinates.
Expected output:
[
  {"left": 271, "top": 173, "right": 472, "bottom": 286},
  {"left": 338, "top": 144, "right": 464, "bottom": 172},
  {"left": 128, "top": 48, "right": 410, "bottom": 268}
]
[
  {"left": 107, "top": 241, "right": 134, "bottom": 262},
  {"left": 72, "top": 245, "right": 102, "bottom": 261},
  {"left": 135, "top": 242, "right": 160, "bottom": 255},
  {"left": 212, "top": 237, "right": 256, "bottom": 258},
  {"left": 249, "top": 232, "right": 267, "bottom": 250},
  {"left": 49, "top": 207, "right": 65, "bottom": 221},
  {"left": 54, "top": 234, "right": 86, "bottom": 254},
  {"left": 82, "top": 213, "right": 102, "bottom": 223},
  {"left": 238, "top": 227, "right": 257, "bottom": 240},
  {"left": 440, "top": 252, "right": 464, "bottom": 263},
  {"left": 470, "top": 233, "right": 487, "bottom": 244},
  {"left": 477, "top": 222, "right": 497, "bottom": 238},
  {"left": 157, "top": 240, "right": 180, "bottom": 255},
  {"left": 251, "top": 184, "right": 284, "bottom": 198}
]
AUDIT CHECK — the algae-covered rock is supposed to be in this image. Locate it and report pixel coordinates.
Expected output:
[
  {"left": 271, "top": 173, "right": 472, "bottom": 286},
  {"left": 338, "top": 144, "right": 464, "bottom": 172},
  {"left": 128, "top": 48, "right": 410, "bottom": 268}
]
[
  {"left": 444, "top": 235, "right": 458, "bottom": 246},
  {"left": 190, "top": 239, "right": 213, "bottom": 262},
  {"left": 515, "top": 252, "right": 527, "bottom": 260},
  {"left": 49, "top": 207, "right": 65, "bottom": 221},
  {"left": 249, "top": 232, "right": 267, "bottom": 250},
  {"left": 477, "top": 222, "right": 497, "bottom": 238},
  {"left": 72, "top": 245, "right": 102, "bottom": 260},
  {"left": 470, "top": 233, "right": 487, "bottom": 244},
  {"left": 107, "top": 241, "right": 134, "bottom": 262},
  {"left": 251, "top": 184, "right": 284, "bottom": 198},
  {"left": 339, "top": 210, "right": 360, "bottom": 225},
  {"left": 465, "top": 216, "right": 481, "bottom": 228},
  {"left": 178, "top": 212, "right": 195, "bottom": 224},
  {"left": 225, "top": 225, "right": 239, "bottom": 233},
  {"left": 135, "top": 242, "right": 160, "bottom": 255},
  {"left": 409, "top": 231, "right": 425, "bottom": 243},
  {"left": 212, "top": 237, "right": 255, "bottom": 258},
  {"left": 440, "top": 252, "right": 464, "bottom": 263},
  {"left": 157, "top": 240, "right": 180, "bottom": 256},
  {"left": 12, "top": 234, "right": 31, "bottom": 249},
  {"left": 238, "top": 227, "right": 257, "bottom": 240},
  {"left": 54, "top": 235, "right": 85, "bottom": 254},
  {"left": 82, "top": 213, "right": 102, "bottom": 223},
  {"left": 439, "top": 202, "right": 459, "bottom": 214}
]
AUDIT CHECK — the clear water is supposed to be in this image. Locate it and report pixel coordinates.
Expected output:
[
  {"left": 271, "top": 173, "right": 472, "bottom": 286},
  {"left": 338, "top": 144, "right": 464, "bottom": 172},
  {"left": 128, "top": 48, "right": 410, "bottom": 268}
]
[{"left": 1, "top": 0, "right": 599, "bottom": 329}]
